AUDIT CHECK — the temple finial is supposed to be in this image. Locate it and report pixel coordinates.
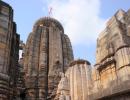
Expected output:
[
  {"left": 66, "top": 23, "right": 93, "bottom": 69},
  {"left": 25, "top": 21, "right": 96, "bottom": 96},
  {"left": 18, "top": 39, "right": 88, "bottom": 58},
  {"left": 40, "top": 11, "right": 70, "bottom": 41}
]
[{"left": 48, "top": 7, "right": 53, "bottom": 17}]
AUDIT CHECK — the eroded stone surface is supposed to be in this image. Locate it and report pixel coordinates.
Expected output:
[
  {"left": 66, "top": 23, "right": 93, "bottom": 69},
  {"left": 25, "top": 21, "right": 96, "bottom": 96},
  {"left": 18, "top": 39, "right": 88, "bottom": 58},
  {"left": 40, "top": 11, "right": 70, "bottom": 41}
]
[
  {"left": 55, "top": 59, "right": 92, "bottom": 100},
  {"left": 0, "top": 1, "right": 20, "bottom": 99},
  {"left": 90, "top": 9, "right": 130, "bottom": 100},
  {"left": 23, "top": 17, "right": 74, "bottom": 100},
  {"left": 1, "top": 1, "right": 130, "bottom": 100}
]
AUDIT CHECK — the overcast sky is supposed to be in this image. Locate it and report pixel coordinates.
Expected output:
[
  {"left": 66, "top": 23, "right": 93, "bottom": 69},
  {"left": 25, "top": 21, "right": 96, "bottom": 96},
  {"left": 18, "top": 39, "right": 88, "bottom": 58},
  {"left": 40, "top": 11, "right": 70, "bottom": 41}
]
[{"left": 3, "top": 0, "right": 130, "bottom": 65}]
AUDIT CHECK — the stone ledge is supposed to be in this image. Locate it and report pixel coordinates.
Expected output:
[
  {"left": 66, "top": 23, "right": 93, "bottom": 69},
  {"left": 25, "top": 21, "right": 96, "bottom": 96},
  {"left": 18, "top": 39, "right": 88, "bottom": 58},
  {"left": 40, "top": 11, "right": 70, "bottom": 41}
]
[
  {"left": 90, "top": 77, "right": 130, "bottom": 100},
  {"left": 0, "top": 73, "right": 9, "bottom": 81},
  {"left": 69, "top": 59, "right": 91, "bottom": 66}
]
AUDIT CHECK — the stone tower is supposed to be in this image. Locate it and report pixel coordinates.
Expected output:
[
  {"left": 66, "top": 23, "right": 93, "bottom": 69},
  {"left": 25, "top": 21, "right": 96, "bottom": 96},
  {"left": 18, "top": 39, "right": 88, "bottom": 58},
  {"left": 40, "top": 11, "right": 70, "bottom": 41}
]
[
  {"left": 0, "top": 1, "right": 20, "bottom": 100},
  {"left": 55, "top": 59, "right": 92, "bottom": 100},
  {"left": 91, "top": 9, "right": 130, "bottom": 99},
  {"left": 24, "top": 17, "right": 73, "bottom": 100}
]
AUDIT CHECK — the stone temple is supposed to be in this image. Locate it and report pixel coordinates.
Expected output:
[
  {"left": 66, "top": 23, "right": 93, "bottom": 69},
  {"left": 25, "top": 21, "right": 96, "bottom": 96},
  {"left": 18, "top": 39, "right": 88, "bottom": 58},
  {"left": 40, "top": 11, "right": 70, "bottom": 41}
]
[
  {"left": 24, "top": 17, "right": 73, "bottom": 99},
  {"left": 0, "top": 1, "right": 130, "bottom": 100}
]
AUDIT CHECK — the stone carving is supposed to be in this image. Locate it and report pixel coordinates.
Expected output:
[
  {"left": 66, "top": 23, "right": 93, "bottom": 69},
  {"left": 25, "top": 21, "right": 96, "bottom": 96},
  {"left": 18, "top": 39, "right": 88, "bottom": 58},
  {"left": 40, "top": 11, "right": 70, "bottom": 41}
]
[
  {"left": 90, "top": 9, "right": 130, "bottom": 100},
  {"left": 56, "top": 59, "right": 92, "bottom": 100},
  {"left": 55, "top": 73, "right": 70, "bottom": 100},
  {"left": 0, "top": 1, "right": 20, "bottom": 100},
  {"left": 1, "top": 1, "right": 130, "bottom": 100},
  {"left": 23, "top": 17, "right": 73, "bottom": 99}
]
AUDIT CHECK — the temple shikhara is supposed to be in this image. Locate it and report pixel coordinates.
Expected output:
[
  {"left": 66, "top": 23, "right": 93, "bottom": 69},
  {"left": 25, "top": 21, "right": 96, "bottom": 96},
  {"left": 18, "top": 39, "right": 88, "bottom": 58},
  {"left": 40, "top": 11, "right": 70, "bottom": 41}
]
[{"left": 0, "top": 1, "right": 130, "bottom": 100}]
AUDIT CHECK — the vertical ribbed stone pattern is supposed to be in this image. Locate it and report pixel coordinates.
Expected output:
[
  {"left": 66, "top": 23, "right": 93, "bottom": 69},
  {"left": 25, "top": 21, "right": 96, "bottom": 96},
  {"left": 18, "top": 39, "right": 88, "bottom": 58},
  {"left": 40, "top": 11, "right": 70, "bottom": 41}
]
[
  {"left": 63, "top": 34, "right": 73, "bottom": 71},
  {"left": 0, "top": 3, "right": 12, "bottom": 99},
  {"left": 0, "top": 1, "right": 20, "bottom": 100},
  {"left": 67, "top": 60, "right": 92, "bottom": 100},
  {"left": 24, "top": 17, "right": 74, "bottom": 100},
  {"left": 55, "top": 59, "right": 92, "bottom": 100}
]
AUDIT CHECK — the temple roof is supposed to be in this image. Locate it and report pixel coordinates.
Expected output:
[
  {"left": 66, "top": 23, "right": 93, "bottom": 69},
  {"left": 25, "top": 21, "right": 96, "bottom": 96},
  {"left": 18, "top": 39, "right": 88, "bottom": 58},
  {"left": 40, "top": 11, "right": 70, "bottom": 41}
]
[
  {"left": 69, "top": 59, "right": 91, "bottom": 66},
  {"left": 33, "top": 17, "right": 64, "bottom": 32}
]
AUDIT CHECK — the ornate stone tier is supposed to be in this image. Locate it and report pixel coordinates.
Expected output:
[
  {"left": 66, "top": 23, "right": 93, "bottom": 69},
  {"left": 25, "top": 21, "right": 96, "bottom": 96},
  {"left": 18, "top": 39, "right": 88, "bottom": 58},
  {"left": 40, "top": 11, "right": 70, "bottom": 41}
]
[
  {"left": 0, "top": 73, "right": 9, "bottom": 100},
  {"left": 96, "top": 56, "right": 115, "bottom": 71},
  {"left": 92, "top": 9, "right": 130, "bottom": 100},
  {"left": 69, "top": 59, "right": 90, "bottom": 67},
  {"left": 90, "top": 77, "right": 130, "bottom": 100}
]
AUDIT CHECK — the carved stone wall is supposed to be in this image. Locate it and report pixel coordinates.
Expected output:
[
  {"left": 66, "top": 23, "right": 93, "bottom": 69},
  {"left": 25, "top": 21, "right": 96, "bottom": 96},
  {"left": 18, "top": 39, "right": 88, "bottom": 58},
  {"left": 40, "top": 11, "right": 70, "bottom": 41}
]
[
  {"left": 91, "top": 9, "right": 130, "bottom": 100},
  {"left": 24, "top": 17, "right": 73, "bottom": 100},
  {"left": 55, "top": 59, "right": 92, "bottom": 100},
  {"left": 1, "top": 1, "right": 130, "bottom": 100},
  {"left": 0, "top": 1, "right": 20, "bottom": 100},
  {"left": 9, "top": 23, "right": 20, "bottom": 99},
  {"left": 16, "top": 53, "right": 26, "bottom": 99}
]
